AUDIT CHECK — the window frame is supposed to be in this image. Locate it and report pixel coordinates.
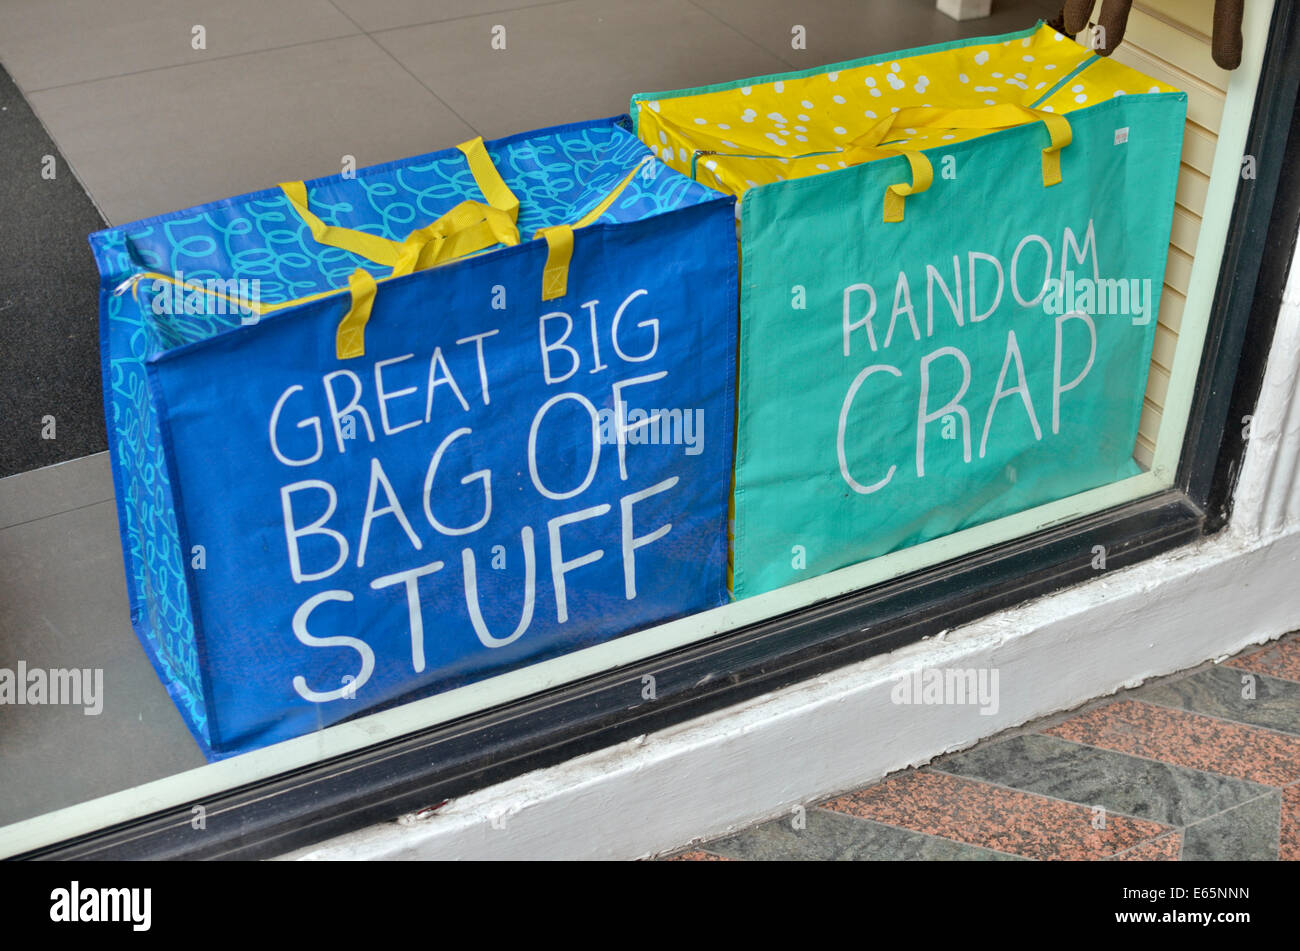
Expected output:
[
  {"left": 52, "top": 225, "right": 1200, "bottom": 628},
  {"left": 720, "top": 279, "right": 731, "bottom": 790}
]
[{"left": 19, "top": 0, "right": 1300, "bottom": 860}]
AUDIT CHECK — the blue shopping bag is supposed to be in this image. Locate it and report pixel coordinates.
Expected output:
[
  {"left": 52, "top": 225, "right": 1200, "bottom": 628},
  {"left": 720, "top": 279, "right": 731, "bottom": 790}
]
[{"left": 90, "top": 116, "right": 737, "bottom": 758}]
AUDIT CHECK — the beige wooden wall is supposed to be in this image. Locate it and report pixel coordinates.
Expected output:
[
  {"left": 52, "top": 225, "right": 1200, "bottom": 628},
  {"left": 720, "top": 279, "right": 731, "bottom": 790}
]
[{"left": 1091, "top": 0, "right": 1234, "bottom": 467}]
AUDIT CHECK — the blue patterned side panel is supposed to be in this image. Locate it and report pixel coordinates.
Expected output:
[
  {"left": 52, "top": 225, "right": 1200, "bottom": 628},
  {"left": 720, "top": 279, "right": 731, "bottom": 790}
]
[
  {"left": 88, "top": 115, "right": 722, "bottom": 753},
  {"left": 95, "top": 233, "right": 209, "bottom": 741},
  {"left": 105, "top": 118, "right": 720, "bottom": 345}
]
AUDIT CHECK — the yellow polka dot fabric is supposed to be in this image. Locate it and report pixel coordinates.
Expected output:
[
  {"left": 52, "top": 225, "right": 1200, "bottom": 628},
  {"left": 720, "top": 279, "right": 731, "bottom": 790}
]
[{"left": 633, "top": 23, "right": 1179, "bottom": 201}]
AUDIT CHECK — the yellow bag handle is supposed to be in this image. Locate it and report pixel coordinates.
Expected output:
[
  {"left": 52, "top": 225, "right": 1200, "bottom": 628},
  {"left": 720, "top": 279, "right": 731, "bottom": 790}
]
[
  {"left": 278, "top": 137, "right": 521, "bottom": 268},
  {"left": 536, "top": 225, "right": 575, "bottom": 301},
  {"left": 456, "top": 136, "right": 520, "bottom": 223},
  {"left": 278, "top": 136, "right": 524, "bottom": 357},
  {"left": 327, "top": 198, "right": 520, "bottom": 358},
  {"left": 533, "top": 156, "right": 651, "bottom": 302},
  {"left": 388, "top": 201, "right": 520, "bottom": 278},
  {"left": 841, "top": 144, "right": 934, "bottom": 224},
  {"left": 130, "top": 151, "right": 651, "bottom": 359},
  {"left": 338, "top": 151, "right": 647, "bottom": 354},
  {"left": 843, "top": 104, "right": 1072, "bottom": 222},
  {"left": 336, "top": 268, "right": 378, "bottom": 361}
]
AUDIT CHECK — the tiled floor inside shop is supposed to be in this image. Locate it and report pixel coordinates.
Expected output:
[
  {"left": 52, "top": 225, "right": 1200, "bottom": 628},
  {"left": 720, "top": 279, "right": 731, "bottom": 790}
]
[{"left": 0, "top": 0, "right": 1060, "bottom": 832}]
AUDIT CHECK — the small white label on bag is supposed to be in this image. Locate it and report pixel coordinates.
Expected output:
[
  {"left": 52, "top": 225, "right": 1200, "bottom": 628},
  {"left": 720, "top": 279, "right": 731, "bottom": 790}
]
[{"left": 1114, "top": 127, "right": 1130, "bottom": 145}]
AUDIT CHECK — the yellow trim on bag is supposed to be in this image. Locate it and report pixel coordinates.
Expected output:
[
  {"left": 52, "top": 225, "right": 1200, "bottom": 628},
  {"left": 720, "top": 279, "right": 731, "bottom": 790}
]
[
  {"left": 633, "top": 23, "right": 1117, "bottom": 204},
  {"left": 277, "top": 136, "right": 523, "bottom": 272},
  {"left": 271, "top": 134, "right": 528, "bottom": 358},
  {"left": 278, "top": 180, "right": 406, "bottom": 266},
  {"left": 884, "top": 151, "right": 934, "bottom": 224},
  {"left": 532, "top": 157, "right": 650, "bottom": 301},
  {"left": 837, "top": 104, "right": 1071, "bottom": 222},
  {"left": 1035, "top": 111, "right": 1072, "bottom": 187},
  {"left": 537, "top": 225, "right": 575, "bottom": 301},
  {"left": 277, "top": 189, "right": 520, "bottom": 357},
  {"left": 125, "top": 153, "right": 655, "bottom": 356},
  {"left": 123, "top": 271, "right": 260, "bottom": 315},
  {"left": 337, "top": 269, "right": 377, "bottom": 360},
  {"left": 128, "top": 264, "right": 388, "bottom": 360},
  {"left": 572, "top": 159, "right": 646, "bottom": 227},
  {"left": 390, "top": 201, "right": 521, "bottom": 277},
  {"left": 279, "top": 185, "right": 520, "bottom": 277},
  {"left": 456, "top": 136, "right": 520, "bottom": 223},
  {"left": 847, "top": 104, "right": 1072, "bottom": 200},
  {"left": 122, "top": 270, "right": 359, "bottom": 318},
  {"left": 820, "top": 140, "right": 930, "bottom": 222}
]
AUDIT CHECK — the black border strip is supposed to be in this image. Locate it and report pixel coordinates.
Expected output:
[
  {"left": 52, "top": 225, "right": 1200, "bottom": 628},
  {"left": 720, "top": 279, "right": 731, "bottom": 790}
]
[
  {"left": 17, "top": 0, "right": 1300, "bottom": 861},
  {"left": 1180, "top": 0, "right": 1300, "bottom": 520}
]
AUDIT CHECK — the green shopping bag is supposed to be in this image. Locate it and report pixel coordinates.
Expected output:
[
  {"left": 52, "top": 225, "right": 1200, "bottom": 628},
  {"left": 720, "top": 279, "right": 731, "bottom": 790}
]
[{"left": 633, "top": 23, "right": 1186, "bottom": 598}]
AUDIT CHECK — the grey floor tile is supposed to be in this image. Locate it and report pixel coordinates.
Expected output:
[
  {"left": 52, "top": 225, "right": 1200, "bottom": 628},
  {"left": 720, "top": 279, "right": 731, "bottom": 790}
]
[
  {"left": 694, "top": 0, "right": 1062, "bottom": 68},
  {"left": 0, "top": 500, "right": 205, "bottom": 827},
  {"left": 934, "top": 733, "right": 1270, "bottom": 827},
  {"left": 0, "top": 454, "right": 114, "bottom": 531},
  {"left": 332, "top": 0, "right": 566, "bottom": 33},
  {"left": 705, "top": 807, "right": 1023, "bottom": 861},
  {"left": 1181, "top": 792, "right": 1281, "bottom": 861},
  {"left": 27, "top": 34, "right": 475, "bottom": 225},
  {"left": 373, "top": 0, "right": 791, "bottom": 140},
  {"left": 1135, "top": 665, "right": 1300, "bottom": 737},
  {"left": 0, "top": 0, "right": 359, "bottom": 93}
]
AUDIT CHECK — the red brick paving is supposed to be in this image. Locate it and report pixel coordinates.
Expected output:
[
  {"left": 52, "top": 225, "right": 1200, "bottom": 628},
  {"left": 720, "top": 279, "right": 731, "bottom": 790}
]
[
  {"left": 1227, "top": 637, "right": 1300, "bottom": 683},
  {"left": 821, "top": 770, "right": 1171, "bottom": 861},
  {"left": 1281, "top": 784, "right": 1300, "bottom": 862},
  {"left": 1107, "top": 832, "right": 1182, "bottom": 861},
  {"left": 1044, "top": 699, "right": 1300, "bottom": 788},
  {"left": 666, "top": 636, "right": 1300, "bottom": 861}
]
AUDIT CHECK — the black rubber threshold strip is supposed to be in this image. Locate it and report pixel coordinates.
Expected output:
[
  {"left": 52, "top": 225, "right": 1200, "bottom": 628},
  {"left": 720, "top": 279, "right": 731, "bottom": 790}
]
[{"left": 0, "top": 62, "right": 107, "bottom": 478}]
